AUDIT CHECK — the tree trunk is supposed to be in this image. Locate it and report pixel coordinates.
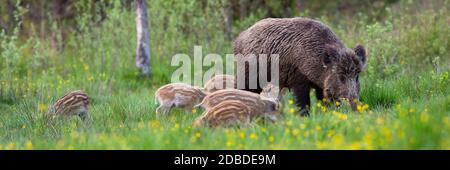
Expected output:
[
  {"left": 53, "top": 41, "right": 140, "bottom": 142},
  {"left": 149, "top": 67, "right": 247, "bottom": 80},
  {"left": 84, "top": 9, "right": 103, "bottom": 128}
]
[{"left": 135, "top": 0, "right": 151, "bottom": 76}]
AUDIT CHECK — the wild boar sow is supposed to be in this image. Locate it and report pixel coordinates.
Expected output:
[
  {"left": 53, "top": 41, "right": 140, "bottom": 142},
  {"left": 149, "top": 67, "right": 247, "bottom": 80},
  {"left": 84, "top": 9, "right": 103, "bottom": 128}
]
[{"left": 234, "top": 17, "right": 368, "bottom": 115}]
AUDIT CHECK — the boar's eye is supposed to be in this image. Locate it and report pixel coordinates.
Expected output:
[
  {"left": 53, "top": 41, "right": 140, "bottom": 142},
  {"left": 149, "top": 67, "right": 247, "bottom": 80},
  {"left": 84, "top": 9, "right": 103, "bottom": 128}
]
[
  {"left": 356, "top": 75, "right": 359, "bottom": 82},
  {"left": 339, "top": 75, "right": 346, "bottom": 83}
]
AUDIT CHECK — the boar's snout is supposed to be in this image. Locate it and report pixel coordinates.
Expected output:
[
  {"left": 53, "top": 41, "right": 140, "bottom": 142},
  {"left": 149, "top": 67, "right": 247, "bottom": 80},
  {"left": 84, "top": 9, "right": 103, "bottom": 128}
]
[{"left": 341, "top": 91, "right": 360, "bottom": 111}]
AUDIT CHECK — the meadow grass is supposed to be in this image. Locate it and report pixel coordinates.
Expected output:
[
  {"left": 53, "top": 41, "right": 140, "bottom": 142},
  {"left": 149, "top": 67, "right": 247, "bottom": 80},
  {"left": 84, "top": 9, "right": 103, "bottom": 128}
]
[
  {"left": 0, "top": 70, "right": 448, "bottom": 150},
  {"left": 0, "top": 1, "right": 449, "bottom": 150}
]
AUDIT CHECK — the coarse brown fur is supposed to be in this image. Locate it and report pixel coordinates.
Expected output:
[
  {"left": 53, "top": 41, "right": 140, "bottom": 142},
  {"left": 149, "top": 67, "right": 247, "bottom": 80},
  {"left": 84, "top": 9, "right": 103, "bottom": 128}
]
[
  {"left": 193, "top": 98, "right": 280, "bottom": 128},
  {"left": 193, "top": 100, "right": 253, "bottom": 128},
  {"left": 234, "top": 17, "right": 367, "bottom": 115},
  {"left": 195, "top": 88, "right": 281, "bottom": 122}
]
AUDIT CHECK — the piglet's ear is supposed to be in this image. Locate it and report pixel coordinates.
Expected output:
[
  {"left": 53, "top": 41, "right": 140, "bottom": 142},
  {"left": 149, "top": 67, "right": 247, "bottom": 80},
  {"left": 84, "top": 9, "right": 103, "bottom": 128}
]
[
  {"left": 323, "top": 44, "right": 338, "bottom": 66},
  {"left": 354, "top": 44, "right": 367, "bottom": 66}
]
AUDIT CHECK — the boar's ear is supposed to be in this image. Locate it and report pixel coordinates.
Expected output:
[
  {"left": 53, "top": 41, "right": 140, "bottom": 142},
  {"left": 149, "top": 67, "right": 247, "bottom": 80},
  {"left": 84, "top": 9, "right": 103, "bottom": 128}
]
[
  {"left": 354, "top": 44, "right": 367, "bottom": 66},
  {"left": 323, "top": 44, "right": 338, "bottom": 66}
]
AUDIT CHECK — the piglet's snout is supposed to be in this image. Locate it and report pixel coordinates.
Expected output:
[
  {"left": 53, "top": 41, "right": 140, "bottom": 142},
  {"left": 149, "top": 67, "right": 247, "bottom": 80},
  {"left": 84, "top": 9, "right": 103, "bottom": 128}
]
[{"left": 342, "top": 81, "right": 360, "bottom": 111}]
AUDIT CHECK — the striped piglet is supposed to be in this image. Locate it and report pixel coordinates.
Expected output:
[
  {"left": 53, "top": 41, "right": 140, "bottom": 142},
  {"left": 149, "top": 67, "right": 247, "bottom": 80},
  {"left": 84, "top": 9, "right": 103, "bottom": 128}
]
[
  {"left": 193, "top": 88, "right": 282, "bottom": 127},
  {"left": 154, "top": 83, "right": 206, "bottom": 117},
  {"left": 193, "top": 100, "right": 253, "bottom": 127},
  {"left": 47, "top": 90, "right": 90, "bottom": 120}
]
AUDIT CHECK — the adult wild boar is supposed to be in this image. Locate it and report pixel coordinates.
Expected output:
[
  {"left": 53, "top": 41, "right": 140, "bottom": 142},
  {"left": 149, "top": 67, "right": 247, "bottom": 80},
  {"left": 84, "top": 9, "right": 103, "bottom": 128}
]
[{"left": 234, "top": 17, "right": 367, "bottom": 115}]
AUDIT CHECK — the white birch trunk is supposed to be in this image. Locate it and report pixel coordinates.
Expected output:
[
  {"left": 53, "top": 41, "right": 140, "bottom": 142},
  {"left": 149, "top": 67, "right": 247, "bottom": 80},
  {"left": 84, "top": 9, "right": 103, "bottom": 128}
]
[{"left": 136, "top": 0, "right": 151, "bottom": 75}]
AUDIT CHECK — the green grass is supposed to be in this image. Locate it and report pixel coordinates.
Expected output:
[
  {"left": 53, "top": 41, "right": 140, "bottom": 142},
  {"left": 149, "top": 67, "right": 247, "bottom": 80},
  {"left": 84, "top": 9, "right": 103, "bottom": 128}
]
[
  {"left": 0, "top": 0, "right": 449, "bottom": 150},
  {"left": 0, "top": 71, "right": 449, "bottom": 150}
]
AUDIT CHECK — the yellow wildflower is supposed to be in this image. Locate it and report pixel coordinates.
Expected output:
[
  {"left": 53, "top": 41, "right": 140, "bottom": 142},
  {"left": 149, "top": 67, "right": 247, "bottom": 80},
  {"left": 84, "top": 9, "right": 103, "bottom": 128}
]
[
  {"left": 289, "top": 108, "right": 295, "bottom": 113},
  {"left": 149, "top": 120, "right": 160, "bottom": 128},
  {"left": 420, "top": 111, "right": 429, "bottom": 123},
  {"left": 363, "top": 132, "right": 374, "bottom": 149},
  {"left": 357, "top": 103, "right": 369, "bottom": 112},
  {"left": 335, "top": 101, "right": 341, "bottom": 107},
  {"left": 340, "top": 114, "right": 348, "bottom": 120},
  {"left": 444, "top": 117, "right": 450, "bottom": 126},
  {"left": 286, "top": 120, "right": 293, "bottom": 126},
  {"left": 25, "top": 141, "right": 33, "bottom": 150},
  {"left": 315, "top": 125, "right": 322, "bottom": 131},
  {"left": 239, "top": 131, "right": 245, "bottom": 139},
  {"left": 226, "top": 140, "right": 235, "bottom": 147},
  {"left": 332, "top": 134, "right": 344, "bottom": 146},
  {"left": 303, "top": 131, "right": 310, "bottom": 137},
  {"left": 381, "top": 127, "right": 393, "bottom": 142},
  {"left": 348, "top": 142, "right": 361, "bottom": 150},
  {"left": 288, "top": 99, "right": 294, "bottom": 105},
  {"left": 327, "top": 130, "right": 334, "bottom": 138},
  {"left": 333, "top": 111, "right": 348, "bottom": 120},
  {"left": 376, "top": 117, "right": 384, "bottom": 124},
  {"left": 292, "top": 129, "right": 300, "bottom": 136},
  {"left": 6, "top": 143, "right": 14, "bottom": 150},
  {"left": 299, "top": 124, "right": 306, "bottom": 130},
  {"left": 38, "top": 103, "right": 47, "bottom": 113},
  {"left": 316, "top": 102, "right": 322, "bottom": 108},
  {"left": 320, "top": 106, "right": 327, "bottom": 112},
  {"left": 83, "top": 64, "right": 89, "bottom": 71},
  {"left": 261, "top": 128, "right": 267, "bottom": 133},
  {"left": 268, "top": 136, "right": 275, "bottom": 143},
  {"left": 284, "top": 128, "right": 290, "bottom": 134}
]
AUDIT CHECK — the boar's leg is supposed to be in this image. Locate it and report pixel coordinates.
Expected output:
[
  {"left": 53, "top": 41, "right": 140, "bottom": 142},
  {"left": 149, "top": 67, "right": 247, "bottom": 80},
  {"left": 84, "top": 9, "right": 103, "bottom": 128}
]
[
  {"left": 313, "top": 86, "right": 324, "bottom": 101},
  {"left": 291, "top": 84, "right": 311, "bottom": 116}
]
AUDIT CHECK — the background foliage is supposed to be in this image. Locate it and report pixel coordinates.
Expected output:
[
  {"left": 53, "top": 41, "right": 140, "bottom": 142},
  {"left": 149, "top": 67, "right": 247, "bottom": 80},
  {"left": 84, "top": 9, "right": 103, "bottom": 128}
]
[{"left": 0, "top": 0, "right": 449, "bottom": 149}]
